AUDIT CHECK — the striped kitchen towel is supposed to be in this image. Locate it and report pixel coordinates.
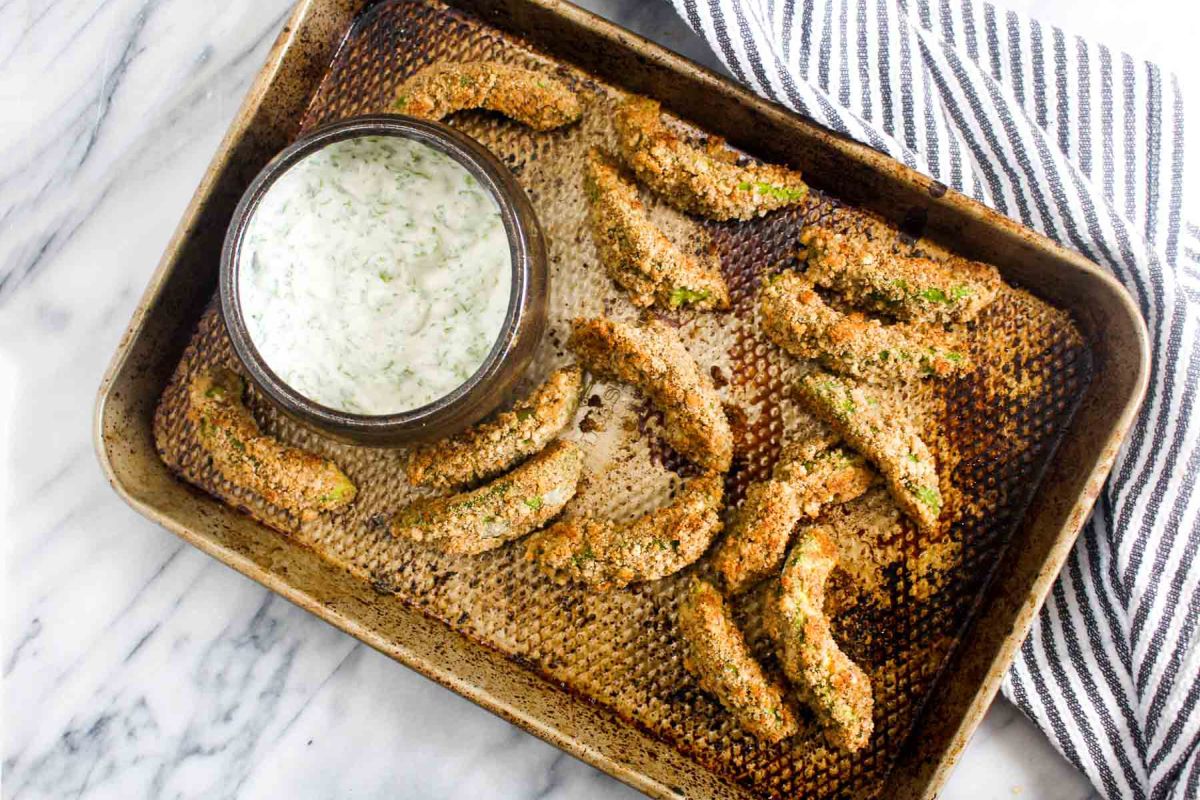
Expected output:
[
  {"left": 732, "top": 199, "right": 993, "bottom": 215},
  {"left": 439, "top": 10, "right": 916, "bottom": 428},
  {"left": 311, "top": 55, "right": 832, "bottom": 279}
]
[{"left": 666, "top": 0, "right": 1200, "bottom": 797}]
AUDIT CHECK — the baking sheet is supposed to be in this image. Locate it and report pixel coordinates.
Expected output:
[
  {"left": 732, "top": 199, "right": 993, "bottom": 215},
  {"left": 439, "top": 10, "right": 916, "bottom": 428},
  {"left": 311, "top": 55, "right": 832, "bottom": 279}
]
[{"left": 148, "top": 2, "right": 1093, "bottom": 797}]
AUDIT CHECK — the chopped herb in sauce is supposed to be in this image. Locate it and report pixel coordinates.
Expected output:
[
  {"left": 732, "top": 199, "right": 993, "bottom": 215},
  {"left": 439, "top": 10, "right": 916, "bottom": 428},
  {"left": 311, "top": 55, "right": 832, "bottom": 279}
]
[{"left": 239, "top": 136, "right": 511, "bottom": 415}]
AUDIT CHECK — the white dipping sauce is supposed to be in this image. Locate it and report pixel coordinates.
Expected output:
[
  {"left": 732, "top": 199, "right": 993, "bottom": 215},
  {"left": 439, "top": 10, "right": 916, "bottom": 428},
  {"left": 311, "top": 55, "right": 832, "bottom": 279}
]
[{"left": 238, "top": 135, "right": 512, "bottom": 415}]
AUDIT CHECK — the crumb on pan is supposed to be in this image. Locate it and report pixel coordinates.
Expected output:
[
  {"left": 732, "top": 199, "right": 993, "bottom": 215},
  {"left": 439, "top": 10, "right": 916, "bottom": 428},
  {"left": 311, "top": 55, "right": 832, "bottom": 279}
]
[
  {"left": 765, "top": 526, "right": 874, "bottom": 752},
  {"left": 584, "top": 148, "right": 730, "bottom": 311},
  {"left": 569, "top": 316, "right": 733, "bottom": 472},
  {"left": 678, "top": 577, "right": 800, "bottom": 743},
  {"left": 187, "top": 367, "right": 356, "bottom": 520},
  {"left": 406, "top": 366, "right": 583, "bottom": 490},
  {"left": 525, "top": 471, "right": 724, "bottom": 590},
  {"left": 394, "top": 61, "right": 582, "bottom": 130},
  {"left": 614, "top": 95, "right": 808, "bottom": 221},
  {"left": 392, "top": 439, "right": 583, "bottom": 555},
  {"left": 760, "top": 271, "right": 969, "bottom": 383}
]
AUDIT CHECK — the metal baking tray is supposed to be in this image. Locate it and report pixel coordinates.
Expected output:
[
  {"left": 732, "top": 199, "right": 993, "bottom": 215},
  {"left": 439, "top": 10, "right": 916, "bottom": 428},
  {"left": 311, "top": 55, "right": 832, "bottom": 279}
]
[{"left": 94, "top": 0, "right": 1149, "bottom": 797}]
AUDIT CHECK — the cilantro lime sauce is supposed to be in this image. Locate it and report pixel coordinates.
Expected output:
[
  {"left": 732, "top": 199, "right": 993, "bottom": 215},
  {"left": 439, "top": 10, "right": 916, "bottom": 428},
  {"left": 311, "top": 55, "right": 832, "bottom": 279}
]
[{"left": 238, "top": 135, "right": 511, "bottom": 415}]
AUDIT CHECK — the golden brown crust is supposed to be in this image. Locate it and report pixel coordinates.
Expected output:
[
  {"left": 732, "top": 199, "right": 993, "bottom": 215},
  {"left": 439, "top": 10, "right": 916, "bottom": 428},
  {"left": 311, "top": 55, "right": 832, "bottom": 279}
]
[
  {"left": 187, "top": 368, "right": 356, "bottom": 520},
  {"left": 773, "top": 443, "right": 878, "bottom": 518},
  {"left": 766, "top": 526, "right": 874, "bottom": 752},
  {"left": 760, "top": 271, "right": 968, "bottom": 383},
  {"left": 406, "top": 366, "right": 583, "bottom": 490},
  {"left": 797, "top": 372, "right": 942, "bottom": 535},
  {"left": 714, "top": 480, "right": 799, "bottom": 595},
  {"left": 584, "top": 149, "right": 730, "bottom": 311},
  {"left": 525, "top": 471, "right": 724, "bottom": 590},
  {"left": 715, "top": 444, "right": 876, "bottom": 594},
  {"left": 394, "top": 62, "right": 581, "bottom": 131},
  {"left": 614, "top": 96, "right": 808, "bottom": 221},
  {"left": 391, "top": 439, "right": 583, "bottom": 555},
  {"left": 677, "top": 578, "right": 800, "bottom": 743},
  {"left": 801, "top": 227, "right": 1001, "bottom": 324},
  {"left": 568, "top": 316, "right": 733, "bottom": 472}
]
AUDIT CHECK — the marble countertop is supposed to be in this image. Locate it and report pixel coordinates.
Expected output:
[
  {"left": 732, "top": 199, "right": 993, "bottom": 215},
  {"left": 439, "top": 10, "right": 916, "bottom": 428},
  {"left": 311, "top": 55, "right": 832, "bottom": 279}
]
[{"left": 0, "top": 1, "right": 1111, "bottom": 797}]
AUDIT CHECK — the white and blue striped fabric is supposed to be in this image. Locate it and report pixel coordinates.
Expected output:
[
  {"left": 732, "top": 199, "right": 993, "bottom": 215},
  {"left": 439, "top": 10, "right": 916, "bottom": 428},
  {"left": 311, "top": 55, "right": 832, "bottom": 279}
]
[{"left": 666, "top": 1, "right": 1200, "bottom": 796}]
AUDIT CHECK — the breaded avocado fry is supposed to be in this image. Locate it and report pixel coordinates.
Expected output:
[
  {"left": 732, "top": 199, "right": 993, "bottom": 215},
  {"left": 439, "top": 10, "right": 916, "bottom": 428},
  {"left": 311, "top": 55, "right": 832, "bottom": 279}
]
[
  {"left": 569, "top": 316, "right": 733, "bottom": 472},
  {"left": 406, "top": 366, "right": 583, "bottom": 490},
  {"left": 678, "top": 578, "right": 800, "bottom": 743},
  {"left": 394, "top": 61, "right": 581, "bottom": 131},
  {"left": 584, "top": 148, "right": 730, "bottom": 311},
  {"left": 797, "top": 372, "right": 942, "bottom": 535},
  {"left": 801, "top": 227, "right": 1001, "bottom": 324},
  {"left": 715, "top": 444, "right": 876, "bottom": 594},
  {"left": 392, "top": 439, "right": 582, "bottom": 555},
  {"left": 187, "top": 368, "right": 356, "bottom": 520},
  {"left": 760, "top": 271, "right": 967, "bottom": 383},
  {"left": 714, "top": 480, "right": 799, "bottom": 596},
  {"left": 765, "top": 526, "right": 875, "bottom": 752},
  {"left": 526, "top": 471, "right": 724, "bottom": 590},
  {"left": 773, "top": 441, "right": 878, "bottom": 518},
  {"left": 614, "top": 96, "right": 808, "bottom": 221}
]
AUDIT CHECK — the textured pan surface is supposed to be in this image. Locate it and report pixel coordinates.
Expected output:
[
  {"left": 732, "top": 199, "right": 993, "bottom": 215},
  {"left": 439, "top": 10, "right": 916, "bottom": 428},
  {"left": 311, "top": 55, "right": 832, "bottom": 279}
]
[{"left": 150, "top": 2, "right": 1091, "bottom": 797}]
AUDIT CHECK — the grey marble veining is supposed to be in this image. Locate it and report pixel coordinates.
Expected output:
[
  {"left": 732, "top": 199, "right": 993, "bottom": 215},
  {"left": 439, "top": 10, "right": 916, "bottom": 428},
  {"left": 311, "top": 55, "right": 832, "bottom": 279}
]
[{"left": 1, "top": 0, "right": 1097, "bottom": 797}]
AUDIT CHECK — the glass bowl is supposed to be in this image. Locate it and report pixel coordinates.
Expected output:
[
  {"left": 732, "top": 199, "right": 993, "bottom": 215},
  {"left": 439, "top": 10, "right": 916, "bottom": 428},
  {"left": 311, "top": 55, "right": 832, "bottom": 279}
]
[{"left": 219, "top": 114, "right": 548, "bottom": 446}]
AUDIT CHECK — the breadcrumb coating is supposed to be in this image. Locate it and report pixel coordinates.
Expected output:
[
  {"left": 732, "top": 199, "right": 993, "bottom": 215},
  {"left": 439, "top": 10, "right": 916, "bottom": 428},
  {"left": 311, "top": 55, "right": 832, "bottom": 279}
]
[
  {"left": 569, "top": 316, "right": 733, "bottom": 472},
  {"left": 765, "top": 526, "right": 875, "bottom": 752},
  {"left": 525, "top": 471, "right": 724, "bottom": 590},
  {"left": 678, "top": 578, "right": 800, "bottom": 743},
  {"left": 614, "top": 96, "right": 808, "bottom": 221},
  {"left": 714, "top": 480, "right": 799, "bottom": 595},
  {"left": 406, "top": 366, "right": 583, "bottom": 490},
  {"left": 584, "top": 148, "right": 730, "bottom": 311},
  {"left": 187, "top": 368, "right": 356, "bottom": 520},
  {"left": 797, "top": 372, "right": 942, "bottom": 535},
  {"left": 773, "top": 442, "right": 878, "bottom": 518},
  {"left": 715, "top": 444, "right": 876, "bottom": 594},
  {"left": 394, "top": 61, "right": 581, "bottom": 130},
  {"left": 760, "top": 271, "right": 968, "bottom": 383},
  {"left": 801, "top": 227, "right": 1001, "bottom": 324},
  {"left": 391, "top": 439, "right": 582, "bottom": 555}
]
